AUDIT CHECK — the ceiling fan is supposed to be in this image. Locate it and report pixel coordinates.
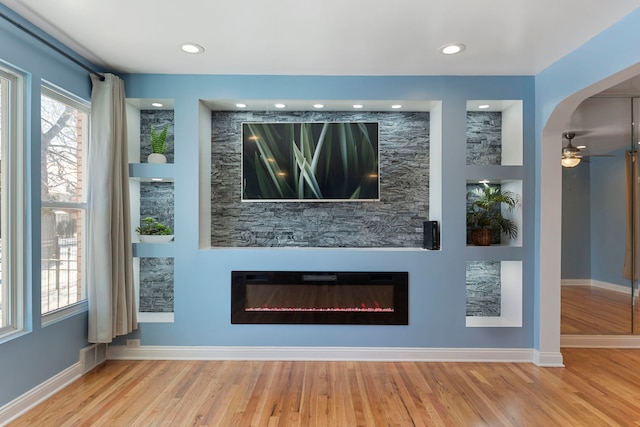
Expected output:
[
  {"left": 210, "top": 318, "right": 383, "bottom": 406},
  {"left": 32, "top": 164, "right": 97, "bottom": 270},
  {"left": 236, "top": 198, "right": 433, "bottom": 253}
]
[{"left": 561, "top": 131, "right": 613, "bottom": 168}]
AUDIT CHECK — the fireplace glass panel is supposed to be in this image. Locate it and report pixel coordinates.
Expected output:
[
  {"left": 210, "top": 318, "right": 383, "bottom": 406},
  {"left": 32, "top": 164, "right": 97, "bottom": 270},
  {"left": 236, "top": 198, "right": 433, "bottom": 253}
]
[{"left": 232, "top": 271, "right": 408, "bottom": 325}]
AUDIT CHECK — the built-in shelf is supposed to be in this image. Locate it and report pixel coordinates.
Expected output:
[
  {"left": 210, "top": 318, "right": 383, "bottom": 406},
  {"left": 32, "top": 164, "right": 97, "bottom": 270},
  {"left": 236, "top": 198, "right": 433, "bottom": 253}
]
[
  {"left": 466, "top": 100, "right": 523, "bottom": 167},
  {"left": 466, "top": 260, "right": 522, "bottom": 328},
  {"left": 127, "top": 98, "right": 176, "bottom": 323},
  {"left": 466, "top": 179, "right": 523, "bottom": 248},
  {"left": 465, "top": 100, "right": 524, "bottom": 328}
]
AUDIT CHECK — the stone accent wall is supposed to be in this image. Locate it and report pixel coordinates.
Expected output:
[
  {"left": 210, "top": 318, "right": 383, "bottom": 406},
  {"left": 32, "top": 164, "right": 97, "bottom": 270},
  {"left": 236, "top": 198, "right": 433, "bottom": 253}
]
[
  {"left": 466, "top": 112, "right": 501, "bottom": 165},
  {"left": 211, "top": 111, "right": 429, "bottom": 248},
  {"left": 466, "top": 261, "right": 501, "bottom": 316},
  {"left": 140, "top": 110, "right": 175, "bottom": 163},
  {"left": 140, "top": 181, "right": 174, "bottom": 231},
  {"left": 139, "top": 257, "right": 174, "bottom": 312}
]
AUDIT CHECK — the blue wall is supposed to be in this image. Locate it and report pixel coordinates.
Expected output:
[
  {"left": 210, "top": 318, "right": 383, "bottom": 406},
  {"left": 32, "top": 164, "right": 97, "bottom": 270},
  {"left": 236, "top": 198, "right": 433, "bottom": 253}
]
[
  {"left": 590, "top": 150, "right": 629, "bottom": 286},
  {"left": 561, "top": 163, "right": 591, "bottom": 279},
  {"left": 119, "top": 73, "right": 536, "bottom": 349},
  {"left": 0, "top": 5, "right": 92, "bottom": 408}
]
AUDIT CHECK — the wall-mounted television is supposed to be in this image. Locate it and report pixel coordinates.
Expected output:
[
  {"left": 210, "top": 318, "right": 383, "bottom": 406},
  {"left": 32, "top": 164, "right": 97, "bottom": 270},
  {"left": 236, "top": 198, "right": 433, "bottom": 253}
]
[{"left": 242, "top": 122, "right": 380, "bottom": 201}]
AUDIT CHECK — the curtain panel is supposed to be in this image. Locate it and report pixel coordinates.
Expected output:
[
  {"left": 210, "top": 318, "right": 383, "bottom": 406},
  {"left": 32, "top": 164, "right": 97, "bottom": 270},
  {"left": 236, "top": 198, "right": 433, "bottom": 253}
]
[{"left": 88, "top": 73, "right": 137, "bottom": 343}]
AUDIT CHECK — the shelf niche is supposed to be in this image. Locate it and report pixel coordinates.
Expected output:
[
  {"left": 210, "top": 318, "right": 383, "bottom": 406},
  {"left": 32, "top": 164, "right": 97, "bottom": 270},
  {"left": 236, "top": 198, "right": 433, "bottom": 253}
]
[
  {"left": 126, "top": 98, "right": 175, "bottom": 164},
  {"left": 466, "top": 179, "right": 523, "bottom": 247},
  {"left": 466, "top": 100, "right": 522, "bottom": 166},
  {"left": 465, "top": 260, "right": 522, "bottom": 327},
  {"left": 133, "top": 256, "right": 175, "bottom": 323}
]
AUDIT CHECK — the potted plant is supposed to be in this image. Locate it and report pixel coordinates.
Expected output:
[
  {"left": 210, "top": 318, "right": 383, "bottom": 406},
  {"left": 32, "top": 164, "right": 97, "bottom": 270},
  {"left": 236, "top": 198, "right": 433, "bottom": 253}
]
[
  {"left": 136, "top": 216, "right": 173, "bottom": 243},
  {"left": 148, "top": 124, "right": 169, "bottom": 164},
  {"left": 466, "top": 184, "right": 520, "bottom": 246}
]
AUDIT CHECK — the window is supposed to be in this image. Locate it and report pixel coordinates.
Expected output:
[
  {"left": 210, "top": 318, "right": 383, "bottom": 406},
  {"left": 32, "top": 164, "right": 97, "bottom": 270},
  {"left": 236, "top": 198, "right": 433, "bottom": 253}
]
[
  {"left": 0, "top": 66, "right": 25, "bottom": 338},
  {"left": 41, "top": 86, "right": 89, "bottom": 316}
]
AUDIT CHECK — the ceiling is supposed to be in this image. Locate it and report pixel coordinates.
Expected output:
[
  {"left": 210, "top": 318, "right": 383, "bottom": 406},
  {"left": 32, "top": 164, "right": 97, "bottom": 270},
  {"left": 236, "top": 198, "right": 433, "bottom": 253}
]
[
  {"left": 4, "top": 0, "right": 640, "bottom": 156},
  {"left": 2, "top": 0, "right": 640, "bottom": 76}
]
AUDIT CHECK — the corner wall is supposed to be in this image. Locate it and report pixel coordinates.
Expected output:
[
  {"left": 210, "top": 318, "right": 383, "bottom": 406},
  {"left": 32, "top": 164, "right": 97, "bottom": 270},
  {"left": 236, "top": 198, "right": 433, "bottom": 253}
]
[{"left": 0, "top": 4, "right": 92, "bottom": 410}]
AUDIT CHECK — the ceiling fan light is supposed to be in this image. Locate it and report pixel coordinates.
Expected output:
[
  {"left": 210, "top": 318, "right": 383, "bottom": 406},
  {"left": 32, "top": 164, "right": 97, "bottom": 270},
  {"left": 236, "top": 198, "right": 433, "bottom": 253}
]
[{"left": 561, "top": 157, "right": 581, "bottom": 168}]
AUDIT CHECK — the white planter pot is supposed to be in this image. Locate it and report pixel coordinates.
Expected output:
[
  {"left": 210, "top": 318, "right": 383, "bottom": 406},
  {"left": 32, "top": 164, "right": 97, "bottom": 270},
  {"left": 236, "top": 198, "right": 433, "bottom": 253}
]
[
  {"left": 138, "top": 234, "right": 174, "bottom": 243},
  {"left": 148, "top": 153, "right": 167, "bottom": 164}
]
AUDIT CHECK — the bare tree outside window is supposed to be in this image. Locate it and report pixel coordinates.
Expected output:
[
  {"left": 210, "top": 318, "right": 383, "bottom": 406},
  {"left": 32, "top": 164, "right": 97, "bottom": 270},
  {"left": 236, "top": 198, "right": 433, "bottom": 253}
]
[{"left": 41, "top": 88, "right": 88, "bottom": 315}]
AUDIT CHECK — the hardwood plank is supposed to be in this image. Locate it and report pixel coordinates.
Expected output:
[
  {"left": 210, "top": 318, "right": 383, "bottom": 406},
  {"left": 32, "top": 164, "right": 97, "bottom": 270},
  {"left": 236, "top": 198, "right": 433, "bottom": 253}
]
[
  {"left": 561, "top": 285, "right": 636, "bottom": 334},
  {"left": 9, "top": 349, "right": 640, "bottom": 426}
]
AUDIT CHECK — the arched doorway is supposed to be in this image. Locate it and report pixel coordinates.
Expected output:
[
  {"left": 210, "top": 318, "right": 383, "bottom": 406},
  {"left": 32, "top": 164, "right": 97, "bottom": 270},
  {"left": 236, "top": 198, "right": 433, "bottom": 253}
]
[{"left": 539, "top": 63, "right": 640, "bottom": 362}]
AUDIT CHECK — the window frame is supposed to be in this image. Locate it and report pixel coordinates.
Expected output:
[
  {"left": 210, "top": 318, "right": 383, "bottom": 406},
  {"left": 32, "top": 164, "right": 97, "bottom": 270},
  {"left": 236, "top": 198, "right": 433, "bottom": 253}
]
[
  {"left": 40, "top": 83, "right": 90, "bottom": 323},
  {"left": 0, "top": 65, "right": 26, "bottom": 341}
]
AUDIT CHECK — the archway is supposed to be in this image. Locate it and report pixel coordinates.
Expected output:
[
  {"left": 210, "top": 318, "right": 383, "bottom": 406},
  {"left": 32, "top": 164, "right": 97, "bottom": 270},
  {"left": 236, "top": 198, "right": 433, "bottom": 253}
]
[{"left": 538, "top": 63, "right": 640, "bottom": 365}]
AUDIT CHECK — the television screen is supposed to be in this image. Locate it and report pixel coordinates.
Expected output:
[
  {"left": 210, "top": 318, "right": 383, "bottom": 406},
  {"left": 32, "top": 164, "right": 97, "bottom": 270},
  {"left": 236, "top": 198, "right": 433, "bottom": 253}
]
[{"left": 242, "top": 122, "right": 379, "bottom": 201}]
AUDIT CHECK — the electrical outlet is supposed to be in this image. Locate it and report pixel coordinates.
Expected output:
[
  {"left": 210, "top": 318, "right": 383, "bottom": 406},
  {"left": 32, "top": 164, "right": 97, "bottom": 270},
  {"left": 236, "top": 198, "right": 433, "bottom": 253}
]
[{"left": 126, "top": 339, "right": 141, "bottom": 348}]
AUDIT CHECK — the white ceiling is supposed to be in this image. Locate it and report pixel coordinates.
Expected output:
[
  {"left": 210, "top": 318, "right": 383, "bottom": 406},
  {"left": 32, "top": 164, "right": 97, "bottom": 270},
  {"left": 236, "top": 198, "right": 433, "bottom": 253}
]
[
  {"left": 5, "top": 0, "right": 640, "bottom": 157},
  {"left": 2, "top": 0, "right": 640, "bottom": 76}
]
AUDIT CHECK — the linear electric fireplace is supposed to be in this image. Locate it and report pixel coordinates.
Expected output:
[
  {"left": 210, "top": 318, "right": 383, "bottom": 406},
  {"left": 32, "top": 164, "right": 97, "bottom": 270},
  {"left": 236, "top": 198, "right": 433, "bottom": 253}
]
[{"left": 231, "top": 271, "right": 408, "bottom": 325}]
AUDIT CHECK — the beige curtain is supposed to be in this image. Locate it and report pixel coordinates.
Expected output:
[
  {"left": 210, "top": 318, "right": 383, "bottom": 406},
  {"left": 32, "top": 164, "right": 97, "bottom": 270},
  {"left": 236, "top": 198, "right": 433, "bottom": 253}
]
[
  {"left": 624, "top": 150, "right": 639, "bottom": 280},
  {"left": 87, "top": 73, "right": 137, "bottom": 343}
]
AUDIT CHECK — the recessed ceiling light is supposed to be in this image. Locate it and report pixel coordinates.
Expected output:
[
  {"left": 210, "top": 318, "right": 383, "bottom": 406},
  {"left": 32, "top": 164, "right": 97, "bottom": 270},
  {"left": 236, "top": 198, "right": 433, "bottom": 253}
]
[
  {"left": 151, "top": 102, "right": 163, "bottom": 108},
  {"left": 391, "top": 104, "right": 402, "bottom": 109},
  {"left": 576, "top": 145, "right": 587, "bottom": 149},
  {"left": 479, "top": 179, "right": 490, "bottom": 184},
  {"left": 439, "top": 43, "right": 466, "bottom": 55},
  {"left": 478, "top": 104, "right": 490, "bottom": 109},
  {"left": 313, "top": 104, "right": 324, "bottom": 109},
  {"left": 180, "top": 43, "right": 204, "bottom": 54},
  {"left": 274, "top": 103, "right": 286, "bottom": 109},
  {"left": 353, "top": 104, "right": 364, "bottom": 109},
  {"left": 235, "top": 103, "right": 247, "bottom": 108},
  {"left": 151, "top": 178, "right": 164, "bottom": 182}
]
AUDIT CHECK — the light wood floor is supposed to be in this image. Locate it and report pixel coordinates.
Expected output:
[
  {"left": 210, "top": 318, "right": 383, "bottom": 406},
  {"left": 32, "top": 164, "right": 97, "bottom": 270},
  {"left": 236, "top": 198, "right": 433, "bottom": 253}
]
[
  {"left": 8, "top": 348, "right": 640, "bottom": 426},
  {"left": 561, "top": 285, "right": 639, "bottom": 334}
]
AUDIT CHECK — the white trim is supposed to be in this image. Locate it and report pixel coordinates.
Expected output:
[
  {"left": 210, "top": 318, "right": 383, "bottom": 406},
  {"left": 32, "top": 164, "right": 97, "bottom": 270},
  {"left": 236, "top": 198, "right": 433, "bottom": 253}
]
[
  {"left": 107, "top": 345, "right": 538, "bottom": 363},
  {"left": 42, "top": 300, "right": 88, "bottom": 327},
  {"left": 533, "top": 350, "right": 565, "bottom": 367},
  {"left": 562, "top": 335, "right": 640, "bottom": 348},
  {"left": 560, "top": 279, "right": 591, "bottom": 286},
  {"left": 0, "top": 362, "right": 82, "bottom": 426},
  {"left": 561, "top": 279, "right": 638, "bottom": 296}
]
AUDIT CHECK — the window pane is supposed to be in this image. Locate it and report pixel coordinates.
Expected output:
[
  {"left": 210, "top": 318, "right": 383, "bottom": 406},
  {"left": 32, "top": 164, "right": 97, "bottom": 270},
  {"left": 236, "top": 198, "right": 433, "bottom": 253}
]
[
  {"left": 41, "top": 208, "right": 84, "bottom": 314},
  {"left": 41, "top": 87, "right": 88, "bottom": 316},
  {"left": 41, "top": 93, "right": 85, "bottom": 203},
  {"left": 0, "top": 66, "right": 24, "bottom": 336}
]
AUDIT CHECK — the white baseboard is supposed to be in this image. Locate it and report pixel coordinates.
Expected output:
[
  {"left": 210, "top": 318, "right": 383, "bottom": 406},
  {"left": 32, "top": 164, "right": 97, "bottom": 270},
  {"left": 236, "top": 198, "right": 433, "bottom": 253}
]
[
  {"left": 562, "top": 335, "right": 640, "bottom": 348},
  {"left": 108, "top": 345, "right": 541, "bottom": 364},
  {"left": 533, "top": 350, "right": 565, "bottom": 367},
  {"left": 562, "top": 279, "right": 638, "bottom": 296},
  {"left": 0, "top": 362, "right": 82, "bottom": 426}
]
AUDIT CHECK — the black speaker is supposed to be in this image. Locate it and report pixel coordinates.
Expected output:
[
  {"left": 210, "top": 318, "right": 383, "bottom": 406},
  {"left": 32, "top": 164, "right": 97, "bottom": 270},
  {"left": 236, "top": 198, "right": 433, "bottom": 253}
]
[{"left": 423, "top": 221, "right": 440, "bottom": 250}]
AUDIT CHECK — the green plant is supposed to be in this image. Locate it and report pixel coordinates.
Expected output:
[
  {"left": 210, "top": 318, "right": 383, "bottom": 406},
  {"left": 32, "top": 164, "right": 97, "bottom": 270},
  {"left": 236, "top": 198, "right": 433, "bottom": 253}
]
[
  {"left": 150, "top": 124, "right": 169, "bottom": 154},
  {"left": 466, "top": 184, "right": 520, "bottom": 240},
  {"left": 136, "top": 217, "right": 172, "bottom": 235}
]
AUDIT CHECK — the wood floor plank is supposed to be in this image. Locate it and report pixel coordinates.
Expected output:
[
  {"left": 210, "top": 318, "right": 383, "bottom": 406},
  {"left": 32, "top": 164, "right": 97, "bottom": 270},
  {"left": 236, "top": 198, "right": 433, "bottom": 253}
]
[
  {"left": 8, "top": 349, "right": 640, "bottom": 426},
  {"left": 561, "top": 285, "right": 639, "bottom": 334}
]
